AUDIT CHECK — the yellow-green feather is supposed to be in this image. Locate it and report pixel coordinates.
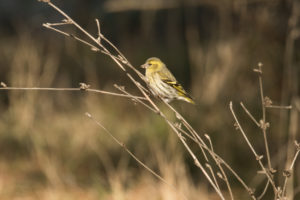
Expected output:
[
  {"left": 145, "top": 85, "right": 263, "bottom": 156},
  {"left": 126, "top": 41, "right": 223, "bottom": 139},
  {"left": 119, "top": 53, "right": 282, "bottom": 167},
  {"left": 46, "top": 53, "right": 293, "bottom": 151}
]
[
  {"left": 165, "top": 80, "right": 195, "bottom": 104},
  {"left": 144, "top": 57, "right": 195, "bottom": 104}
]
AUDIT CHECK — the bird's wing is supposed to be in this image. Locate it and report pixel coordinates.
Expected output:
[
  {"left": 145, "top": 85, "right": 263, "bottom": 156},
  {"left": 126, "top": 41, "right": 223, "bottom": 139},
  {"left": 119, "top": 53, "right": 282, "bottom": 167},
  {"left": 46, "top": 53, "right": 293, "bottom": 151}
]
[
  {"left": 157, "top": 67, "right": 194, "bottom": 103},
  {"left": 157, "top": 70, "right": 189, "bottom": 96}
]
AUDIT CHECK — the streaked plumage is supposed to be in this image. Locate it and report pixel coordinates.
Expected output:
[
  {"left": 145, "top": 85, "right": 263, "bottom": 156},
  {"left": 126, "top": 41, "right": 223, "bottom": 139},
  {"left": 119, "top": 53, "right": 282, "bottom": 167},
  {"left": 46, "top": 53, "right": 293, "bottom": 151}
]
[{"left": 141, "top": 57, "right": 195, "bottom": 104}]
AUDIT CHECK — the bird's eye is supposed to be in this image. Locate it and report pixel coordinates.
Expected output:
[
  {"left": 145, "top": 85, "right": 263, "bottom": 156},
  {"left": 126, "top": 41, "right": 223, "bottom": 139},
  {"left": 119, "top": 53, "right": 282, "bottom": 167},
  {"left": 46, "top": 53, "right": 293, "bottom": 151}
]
[{"left": 148, "top": 62, "right": 152, "bottom": 66}]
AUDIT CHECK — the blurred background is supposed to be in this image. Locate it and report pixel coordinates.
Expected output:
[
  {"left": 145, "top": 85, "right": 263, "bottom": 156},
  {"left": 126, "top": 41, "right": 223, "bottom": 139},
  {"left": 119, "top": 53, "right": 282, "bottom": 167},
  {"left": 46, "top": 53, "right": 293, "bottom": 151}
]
[{"left": 0, "top": 0, "right": 299, "bottom": 199}]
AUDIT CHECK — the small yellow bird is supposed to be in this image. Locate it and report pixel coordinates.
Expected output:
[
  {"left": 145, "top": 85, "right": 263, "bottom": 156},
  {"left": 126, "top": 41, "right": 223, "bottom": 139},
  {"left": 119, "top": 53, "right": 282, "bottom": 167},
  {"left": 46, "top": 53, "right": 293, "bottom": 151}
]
[{"left": 141, "top": 57, "right": 195, "bottom": 104}]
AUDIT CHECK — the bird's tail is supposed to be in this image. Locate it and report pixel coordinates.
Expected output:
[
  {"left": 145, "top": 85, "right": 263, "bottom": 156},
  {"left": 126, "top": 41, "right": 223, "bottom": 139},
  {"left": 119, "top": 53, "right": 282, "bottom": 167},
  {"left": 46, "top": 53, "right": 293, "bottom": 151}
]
[{"left": 184, "top": 96, "right": 195, "bottom": 104}]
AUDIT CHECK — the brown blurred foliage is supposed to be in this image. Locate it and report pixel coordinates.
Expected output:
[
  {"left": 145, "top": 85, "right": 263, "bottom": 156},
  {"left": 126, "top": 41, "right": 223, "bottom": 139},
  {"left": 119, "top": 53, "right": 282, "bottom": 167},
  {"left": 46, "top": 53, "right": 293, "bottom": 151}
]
[{"left": 0, "top": 0, "right": 299, "bottom": 199}]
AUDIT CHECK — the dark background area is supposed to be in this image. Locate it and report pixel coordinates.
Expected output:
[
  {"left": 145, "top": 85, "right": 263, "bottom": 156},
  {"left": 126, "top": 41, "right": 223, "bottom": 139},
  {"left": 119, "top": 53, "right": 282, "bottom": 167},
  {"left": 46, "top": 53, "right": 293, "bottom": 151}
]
[{"left": 0, "top": 0, "right": 299, "bottom": 199}]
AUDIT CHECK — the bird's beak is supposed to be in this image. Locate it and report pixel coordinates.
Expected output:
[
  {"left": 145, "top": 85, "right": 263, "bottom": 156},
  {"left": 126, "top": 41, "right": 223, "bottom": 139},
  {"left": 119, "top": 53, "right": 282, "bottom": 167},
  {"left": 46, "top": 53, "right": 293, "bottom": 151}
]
[{"left": 140, "top": 63, "right": 147, "bottom": 69}]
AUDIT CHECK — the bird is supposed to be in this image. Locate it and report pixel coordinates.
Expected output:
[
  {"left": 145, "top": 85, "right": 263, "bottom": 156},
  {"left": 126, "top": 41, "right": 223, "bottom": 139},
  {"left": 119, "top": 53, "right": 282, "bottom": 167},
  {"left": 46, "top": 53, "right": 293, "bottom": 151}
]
[{"left": 141, "top": 57, "right": 195, "bottom": 104}]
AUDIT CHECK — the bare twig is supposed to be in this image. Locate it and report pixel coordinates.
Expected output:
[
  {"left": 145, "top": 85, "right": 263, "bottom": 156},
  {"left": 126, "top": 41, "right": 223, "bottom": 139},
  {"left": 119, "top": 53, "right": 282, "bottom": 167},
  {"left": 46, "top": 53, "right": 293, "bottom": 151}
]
[
  {"left": 206, "top": 163, "right": 221, "bottom": 191},
  {"left": 0, "top": 85, "right": 147, "bottom": 100},
  {"left": 37, "top": 1, "right": 291, "bottom": 199},
  {"left": 95, "top": 18, "right": 101, "bottom": 43},
  {"left": 205, "top": 134, "right": 235, "bottom": 200},
  {"left": 43, "top": 23, "right": 98, "bottom": 50},
  {"left": 254, "top": 63, "right": 273, "bottom": 172},
  {"left": 126, "top": 73, "right": 226, "bottom": 199},
  {"left": 124, "top": 73, "right": 226, "bottom": 198},
  {"left": 230, "top": 101, "right": 277, "bottom": 192},
  {"left": 116, "top": 71, "right": 226, "bottom": 198},
  {"left": 257, "top": 180, "right": 270, "bottom": 200},
  {"left": 0, "top": 82, "right": 7, "bottom": 88},
  {"left": 265, "top": 105, "right": 292, "bottom": 109},
  {"left": 175, "top": 128, "right": 225, "bottom": 200},
  {"left": 163, "top": 101, "right": 209, "bottom": 161},
  {"left": 282, "top": 141, "right": 300, "bottom": 196},
  {"left": 85, "top": 112, "right": 188, "bottom": 200},
  {"left": 113, "top": 84, "right": 157, "bottom": 113},
  {"left": 240, "top": 102, "right": 260, "bottom": 127},
  {"left": 180, "top": 129, "right": 255, "bottom": 199}
]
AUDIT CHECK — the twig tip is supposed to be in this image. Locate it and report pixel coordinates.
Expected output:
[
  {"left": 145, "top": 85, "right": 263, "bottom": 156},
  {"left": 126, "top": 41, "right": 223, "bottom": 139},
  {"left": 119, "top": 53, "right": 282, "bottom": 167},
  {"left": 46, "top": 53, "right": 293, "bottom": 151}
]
[
  {"left": 0, "top": 82, "right": 7, "bottom": 88},
  {"left": 91, "top": 47, "right": 100, "bottom": 52},
  {"left": 85, "top": 112, "right": 92, "bottom": 118},
  {"left": 217, "top": 172, "right": 224, "bottom": 180},
  {"left": 79, "top": 82, "right": 90, "bottom": 90},
  {"left": 204, "top": 134, "right": 211, "bottom": 140}
]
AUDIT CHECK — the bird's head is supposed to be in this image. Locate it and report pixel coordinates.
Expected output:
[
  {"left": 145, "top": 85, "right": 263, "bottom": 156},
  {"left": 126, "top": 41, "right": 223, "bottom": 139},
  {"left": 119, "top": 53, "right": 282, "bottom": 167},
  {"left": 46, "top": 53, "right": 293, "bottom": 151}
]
[{"left": 141, "top": 57, "right": 164, "bottom": 72}]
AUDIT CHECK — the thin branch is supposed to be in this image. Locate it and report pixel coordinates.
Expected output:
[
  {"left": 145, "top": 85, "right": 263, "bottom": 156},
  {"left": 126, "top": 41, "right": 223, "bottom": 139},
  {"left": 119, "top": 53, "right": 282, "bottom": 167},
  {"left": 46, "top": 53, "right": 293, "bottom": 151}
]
[
  {"left": 230, "top": 101, "right": 277, "bottom": 192},
  {"left": 45, "top": 21, "right": 71, "bottom": 26},
  {"left": 177, "top": 127, "right": 255, "bottom": 199},
  {"left": 37, "top": 1, "right": 266, "bottom": 199},
  {"left": 100, "top": 35, "right": 147, "bottom": 82},
  {"left": 206, "top": 163, "right": 221, "bottom": 191},
  {"left": 265, "top": 105, "right": 292, "bottom": 109},
  {"left": 124, "top": 74, "right": 225, "bottom": 199},
  {"left": 257, "top": 180, "right": 270, "bottom": 200},
  {"left": 175, "top": 124, "right": 199, "bottom": 143},
  {"left": 282, "top": 141, "right": 300, "bottom": 196},
  {"left": 205, "top": 134, "right": 235, "bottom": 200},
  {"left": 41, "top": 1, "right": 148, "bottom": 94},
  {"left": 44, "top": 1, "right": 128, "bottom": 73},
  {"left": 163, "top": 101, "right": 209, "bottom": 161},
  {"left": 85, "top": 112, "right": 188, "bottom": 200},
  {"left": 113, "top": 84, "right": 157, "bottom": 113},
  {"left": 45, "top": 1, "right": 102, "bottom": 50},
  {"left": 173, "top": 125, "right": 225, "bottom": 200},
  {"left": 95, "top": 18, "right": 101, "bottom": 43},
  {"left": 0, "top": 85, "right": 147, "bottom": 100},
  {"left": 43, "top": 23, "right": 100, "bottom": 52},
  {"left": 254, "top": 63, "right": 273, "bottom": 171},
  {"left": 44, "top": 21, "right": 126, "bottom": 69},
  {"left": 116, "top": 71, "right": 224, "bottom": 197},
  {"left": 240, "top": 102, "right": 260, "bottom": 127}
]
